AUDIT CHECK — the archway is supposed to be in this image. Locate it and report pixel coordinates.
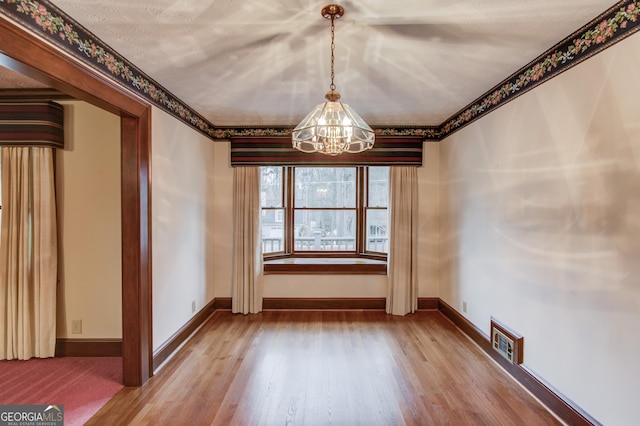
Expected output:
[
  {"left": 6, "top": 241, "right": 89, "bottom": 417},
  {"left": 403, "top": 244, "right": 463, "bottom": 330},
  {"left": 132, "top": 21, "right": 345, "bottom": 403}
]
[{"left": 1, "top": 18, "right": 152, "bottom": 385}]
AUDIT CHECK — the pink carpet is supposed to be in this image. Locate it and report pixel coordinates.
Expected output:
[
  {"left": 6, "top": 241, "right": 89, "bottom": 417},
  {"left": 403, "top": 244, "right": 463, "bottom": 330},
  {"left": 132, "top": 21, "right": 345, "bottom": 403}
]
[{"left": 0, "top": 357, "right": 123, "bottom": 426}]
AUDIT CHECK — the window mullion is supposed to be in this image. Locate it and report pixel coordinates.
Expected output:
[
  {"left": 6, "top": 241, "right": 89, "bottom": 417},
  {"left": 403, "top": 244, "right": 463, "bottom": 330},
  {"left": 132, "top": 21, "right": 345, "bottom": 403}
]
[
  {"left": 275, "top": 165, "right": 388, "bottom": 258},
  {"left": 285, "top": 166, "right": 293, "bottom": 255},
  {"left": 357, "top": 167, "right": 365, "bottom": 254}
]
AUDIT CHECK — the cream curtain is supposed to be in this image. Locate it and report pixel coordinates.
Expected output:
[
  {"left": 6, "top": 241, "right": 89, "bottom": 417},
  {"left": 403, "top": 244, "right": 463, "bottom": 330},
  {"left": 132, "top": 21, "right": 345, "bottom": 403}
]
[
  {"left": 0, "top": 147, "right": 57, "bottom": 360},
  {"left": 231, "top": 167, "right": 263, "bottom": 314},
  {"left": 386, "top": 166, "right": 418, "bottom": 316}
]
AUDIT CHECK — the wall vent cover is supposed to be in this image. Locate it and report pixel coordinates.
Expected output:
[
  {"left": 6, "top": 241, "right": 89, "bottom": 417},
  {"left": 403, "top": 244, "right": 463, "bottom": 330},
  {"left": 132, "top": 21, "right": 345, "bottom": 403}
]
[{"left": 490, "top": 318, "right": 523, "bottom": 365}]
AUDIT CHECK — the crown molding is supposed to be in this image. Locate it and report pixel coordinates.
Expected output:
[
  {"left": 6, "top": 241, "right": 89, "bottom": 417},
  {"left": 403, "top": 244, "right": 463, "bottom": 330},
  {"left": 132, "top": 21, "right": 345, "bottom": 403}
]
[{"left": 1, "top": 0, "right": 638, "bottom": 142}]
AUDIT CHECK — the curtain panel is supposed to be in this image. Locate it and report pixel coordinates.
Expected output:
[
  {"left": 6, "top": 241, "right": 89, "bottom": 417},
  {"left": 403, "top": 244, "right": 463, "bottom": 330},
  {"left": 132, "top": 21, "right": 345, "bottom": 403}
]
[
  {"left": 386, "top": 166, "right": 419, "bottom": 316},
  {"left": 0, "top": 147, "right": 57, "bottom": 360},
  {"left": 230, "top": 136, "right": 423, "bottom": 167},
  {"left": 231, "top": 167, "right": 264, "bottom": 314}
]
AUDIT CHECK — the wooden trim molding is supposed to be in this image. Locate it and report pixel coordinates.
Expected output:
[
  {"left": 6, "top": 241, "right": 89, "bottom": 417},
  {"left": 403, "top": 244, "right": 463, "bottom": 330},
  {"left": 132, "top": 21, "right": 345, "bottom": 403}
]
[
  {"left": 55, "top": 339, "right": 122, "bottom": 357},
  {"left": 212, "top": 297, "right": 435, "bottom": 311},
  {"left": 121, "top": 112, "right": 152, "bottom": 386},
  {"left": 210, "top": 297, "right": 440, "bottom": 312},
  {"left": 213, "top": 297, "right": 232, "bottom": 311},
  {"left": 0, "top": 88, "right": 71, "bottom": 101},
  {"left": 263, "top": 298, "right": 386, "bottom": 310},
  {"left": 437, "top": 299, "right": 491, "bottom": 350},
  {"left": 437, "top": 299, "right": 601, "bottom": 426},
  {"left": 152, "top": 298, "right": 217, "bottom": 372},
  {"left": 264, "top": 259, "right": 387, "bottom": 275},
  {"left": 417, "top": 297, "right": 439, "bottom": 310},
  {"left": 0, "top": 16, "right": 152, "bottom": 386}
]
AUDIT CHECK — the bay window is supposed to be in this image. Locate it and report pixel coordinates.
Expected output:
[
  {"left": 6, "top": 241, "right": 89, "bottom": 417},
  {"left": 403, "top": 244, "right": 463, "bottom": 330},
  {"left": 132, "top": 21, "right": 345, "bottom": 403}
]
[{"left": 260, "top": 166, "right": 389, "bottom": 273}]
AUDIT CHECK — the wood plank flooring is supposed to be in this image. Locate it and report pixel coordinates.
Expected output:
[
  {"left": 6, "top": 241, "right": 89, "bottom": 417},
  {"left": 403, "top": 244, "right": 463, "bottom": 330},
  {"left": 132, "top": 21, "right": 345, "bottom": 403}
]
[{"left": 87, "top": 311, "right": 560, "bottom": 425}]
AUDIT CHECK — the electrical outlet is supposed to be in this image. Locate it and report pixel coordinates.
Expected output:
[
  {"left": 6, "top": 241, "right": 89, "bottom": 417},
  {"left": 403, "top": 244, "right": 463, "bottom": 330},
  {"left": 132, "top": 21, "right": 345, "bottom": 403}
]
[
  {"left": 191, "top": 300, "right": 196, "bottom": 313},
  {"left": 71, "top": 319, "right": 82, "bottom": 334},
  {"left": 462, "top": 301, "right": 467, "bottom": 313}
]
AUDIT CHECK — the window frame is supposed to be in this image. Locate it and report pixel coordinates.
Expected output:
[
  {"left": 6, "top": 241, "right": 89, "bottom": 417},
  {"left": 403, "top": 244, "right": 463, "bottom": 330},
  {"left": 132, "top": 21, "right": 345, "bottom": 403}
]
[{"left": 261, "top": 166, "right": 388, "bottom": 274}]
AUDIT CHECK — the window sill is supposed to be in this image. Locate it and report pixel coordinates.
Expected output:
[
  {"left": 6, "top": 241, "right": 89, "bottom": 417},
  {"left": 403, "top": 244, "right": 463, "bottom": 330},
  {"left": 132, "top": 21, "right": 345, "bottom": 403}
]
[{"left": 263, "top": 257, "right": 387, "bottom": 275}]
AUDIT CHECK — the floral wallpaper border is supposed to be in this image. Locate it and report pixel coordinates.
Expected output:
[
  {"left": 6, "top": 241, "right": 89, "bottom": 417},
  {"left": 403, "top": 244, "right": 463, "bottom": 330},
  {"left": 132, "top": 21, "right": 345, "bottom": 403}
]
[
  {"left": 0, "top": 0, "right": 638, "bottom": 141},
  {"left": 440, "top": 0, "right": 640, "bottom": 138}
]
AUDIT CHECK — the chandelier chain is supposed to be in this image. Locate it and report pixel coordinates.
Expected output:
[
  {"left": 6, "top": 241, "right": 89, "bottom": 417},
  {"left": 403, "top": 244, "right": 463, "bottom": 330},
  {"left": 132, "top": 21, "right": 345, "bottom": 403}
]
[{"left": 330, "top": 15, "right": 336, "bottom": 91}]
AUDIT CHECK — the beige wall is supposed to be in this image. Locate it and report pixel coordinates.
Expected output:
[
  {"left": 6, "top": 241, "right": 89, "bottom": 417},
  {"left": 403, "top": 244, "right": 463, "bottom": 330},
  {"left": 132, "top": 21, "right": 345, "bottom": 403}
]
[
  {"left": 151, "top": 106, "right": 218, "bottom": 351},
  {"left": 211, "top": 141, "right": 440, "bottom": 299},
  {"left": 211, "top": 142, "right": 233, "bottom": 296},
  {"left": 417, "top": 142, "right": 440, "bottom": 297},
  {"left": 439, "top": 34, "right": 640, "bottom": 425},
  {"left": 56, "top": 101, "right": 122, "bottom": 339}
]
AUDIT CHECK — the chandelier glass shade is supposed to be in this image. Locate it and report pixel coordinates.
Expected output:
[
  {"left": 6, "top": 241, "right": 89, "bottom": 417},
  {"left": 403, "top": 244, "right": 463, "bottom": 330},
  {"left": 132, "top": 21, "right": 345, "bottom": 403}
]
[{"left": 292, "top": 4, "right": 374, "bottom": 156}]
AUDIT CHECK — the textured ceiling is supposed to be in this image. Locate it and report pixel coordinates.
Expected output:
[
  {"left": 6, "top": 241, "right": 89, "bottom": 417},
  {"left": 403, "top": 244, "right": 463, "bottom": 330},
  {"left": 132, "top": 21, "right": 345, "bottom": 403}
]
[
  {"left": 5, "top": 1, "right": 620, "bottom": 127},
  {"left": 0, "top": 66, "right": 50, "bottom": 89}
]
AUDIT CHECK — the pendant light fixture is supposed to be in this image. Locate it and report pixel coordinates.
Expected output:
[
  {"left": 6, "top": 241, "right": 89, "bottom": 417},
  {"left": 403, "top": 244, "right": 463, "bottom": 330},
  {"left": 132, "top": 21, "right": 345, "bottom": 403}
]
[{"left": 292, "top": 4, "right": 375, "bottom": 156}]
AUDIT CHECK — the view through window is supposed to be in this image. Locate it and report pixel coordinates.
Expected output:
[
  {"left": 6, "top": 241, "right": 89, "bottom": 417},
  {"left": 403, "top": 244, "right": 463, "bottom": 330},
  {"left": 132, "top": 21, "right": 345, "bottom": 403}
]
[{"left": 260, "top": 166, "right": 389, "bottom": 258}]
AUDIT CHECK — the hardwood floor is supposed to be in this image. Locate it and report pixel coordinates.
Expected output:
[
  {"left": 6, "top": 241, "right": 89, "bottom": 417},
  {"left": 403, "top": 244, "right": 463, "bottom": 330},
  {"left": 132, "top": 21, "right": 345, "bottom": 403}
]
[{"left": 88, "top": 311, "right": 560, "bottom": 425}]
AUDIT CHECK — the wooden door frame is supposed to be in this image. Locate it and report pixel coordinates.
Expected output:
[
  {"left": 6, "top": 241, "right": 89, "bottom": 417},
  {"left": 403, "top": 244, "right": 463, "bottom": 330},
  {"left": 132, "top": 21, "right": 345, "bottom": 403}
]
[{"left": 1, "top": 18, "right": 152, "bottom": 385}]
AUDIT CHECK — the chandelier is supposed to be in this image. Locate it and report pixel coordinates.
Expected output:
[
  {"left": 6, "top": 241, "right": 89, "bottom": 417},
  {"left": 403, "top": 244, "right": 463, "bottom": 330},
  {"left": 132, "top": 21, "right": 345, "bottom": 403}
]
[{"left": 292, "top": 4, "right": 375, "bottom": 156}]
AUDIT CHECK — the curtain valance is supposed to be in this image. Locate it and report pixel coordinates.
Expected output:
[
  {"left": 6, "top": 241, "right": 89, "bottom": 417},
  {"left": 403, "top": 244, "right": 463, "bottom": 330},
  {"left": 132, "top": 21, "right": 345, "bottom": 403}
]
[
  {"left": 0, "top": 102, "right": 64, "bottom": 149},
  {"left": 230, "top": 136, "right": 423, "bottom": 167}
]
